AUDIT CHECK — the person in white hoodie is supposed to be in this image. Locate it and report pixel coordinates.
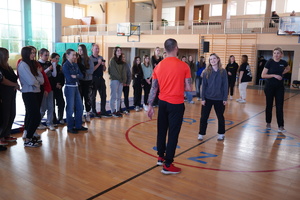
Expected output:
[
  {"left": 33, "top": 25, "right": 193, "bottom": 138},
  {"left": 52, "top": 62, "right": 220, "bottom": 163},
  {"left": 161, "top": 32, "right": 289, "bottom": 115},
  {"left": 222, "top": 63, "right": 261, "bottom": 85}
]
[{"left": 18, "top": 46, "right": 44, "bottom": 147}]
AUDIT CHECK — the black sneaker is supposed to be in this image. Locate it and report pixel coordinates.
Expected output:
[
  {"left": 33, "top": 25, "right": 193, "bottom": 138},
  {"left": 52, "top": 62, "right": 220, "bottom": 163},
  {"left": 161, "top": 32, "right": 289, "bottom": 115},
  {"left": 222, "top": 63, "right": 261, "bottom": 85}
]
[
  {"left": 100, "top": 112, "right": 112, "bottom": 118},
  {"left": 24, "top": 139, "right": 40, "bottom": 147},
  {"left": 68, "top": 129, "right": 78, "bottom": 134},
  {"left": 32, "top": 136, "right": 42, "bottom": 143},
  {"left": 112, "top": 111, "right": 122, "bottom": 118},
  {"left": 76, "top": 126, "right": 88, "bottom": 131}
]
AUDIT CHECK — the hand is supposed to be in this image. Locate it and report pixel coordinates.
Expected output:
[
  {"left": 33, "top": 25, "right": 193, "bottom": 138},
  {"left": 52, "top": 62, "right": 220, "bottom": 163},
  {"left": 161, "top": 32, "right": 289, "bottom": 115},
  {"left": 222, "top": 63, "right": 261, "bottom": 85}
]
[
  {"left": 56, "top": 83, "right": 62, "bottom": 89},
  {"left": 201, "top": 100, "right": 206, "bottom": 106},
  {"left": 48, "top": 65, "right": 53, "bottom": 71},
  {"left": 38, "top": 66, "right": 43, "bottom": 72},
  {"left": 71, "top": 75, "right": 77, "bottom": 78},
  {"left": 146, "top": 78, "right": 151, "bottom": 85},
  {"left": 223, "top": 101, "right": 227, "bottom": 105},
  {"left": 274, "top": 75, "right": 283, "bottom": 80},
  {"left": 15, "top": 84, "right": 20, "bottom": 91},
  {"left": 147, "top": 106, "right": 154, "bottom": 119},
  {"left": 228, "top": 72, "right": 232, "bottom": 76},
  {"left": 97, "top": 58, "right": 102, "bottom": 64}
]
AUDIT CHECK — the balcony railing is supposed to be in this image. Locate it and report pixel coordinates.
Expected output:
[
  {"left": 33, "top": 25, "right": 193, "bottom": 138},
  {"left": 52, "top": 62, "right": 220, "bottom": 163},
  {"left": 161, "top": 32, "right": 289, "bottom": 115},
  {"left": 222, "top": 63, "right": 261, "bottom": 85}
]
[{"left": 63, "top": 18, "right": 278, "bottom": 36}]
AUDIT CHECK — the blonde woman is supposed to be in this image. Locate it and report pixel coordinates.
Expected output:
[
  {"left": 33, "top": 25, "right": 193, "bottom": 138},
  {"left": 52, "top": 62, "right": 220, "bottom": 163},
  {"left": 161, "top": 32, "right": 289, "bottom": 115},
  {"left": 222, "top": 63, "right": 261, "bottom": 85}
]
[
  {"left": 198, "top": 53, "right": 228, "bottom": 141},
  {"left": 261, "top": 47, "right": 290, "bottom": 132}
]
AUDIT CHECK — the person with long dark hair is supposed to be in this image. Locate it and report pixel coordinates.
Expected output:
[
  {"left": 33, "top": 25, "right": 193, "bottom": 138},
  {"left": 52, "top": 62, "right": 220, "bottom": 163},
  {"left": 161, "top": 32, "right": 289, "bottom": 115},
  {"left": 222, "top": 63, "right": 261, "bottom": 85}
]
[
  {"left": 195, "top": 56, "right": 206, "bottom": 101},
  {"left": 108, "top": 46, "right": 127, "bottom": 117},
  {"left": 226, "top": 55, "right": 239, "bottom": 100},
  {"left": 198, "top": 53, "right": 228, "bottom": 141},
  {"left": 51, "top": 53, "right": 65, "bottom": 124},
  {"left": 0, "top": 48, "right": 19, "bottom": 147},
  {"left": 77, "top": 44, "right": 94, "bottom": 122},
  {"left": 141, "top": 55, "right": 153, "bottom": 111},
  {"left": 131, "top": 56, "right": 143, "bottom": 112},
  {"left": 236, "top": 55, "right": 252, "bottom": 103},
  {"left": 120, "top": 53, "right": 131, "bottom": 114},
  {"left": 62, "top": 49, "right": 87, "bottom": 134},
  {"left": 18, "top": 46, "right": 44, "bottom": 147},
  {"left": 262, "top": 47, "right": 290, "bottom": 132}
]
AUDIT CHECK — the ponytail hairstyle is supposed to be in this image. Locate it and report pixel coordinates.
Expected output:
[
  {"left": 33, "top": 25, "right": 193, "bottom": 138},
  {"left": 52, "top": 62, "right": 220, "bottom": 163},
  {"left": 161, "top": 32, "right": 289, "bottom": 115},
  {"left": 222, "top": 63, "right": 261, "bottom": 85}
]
[{"left": 38, "top": 48, "right": 49, "bottom": 59}]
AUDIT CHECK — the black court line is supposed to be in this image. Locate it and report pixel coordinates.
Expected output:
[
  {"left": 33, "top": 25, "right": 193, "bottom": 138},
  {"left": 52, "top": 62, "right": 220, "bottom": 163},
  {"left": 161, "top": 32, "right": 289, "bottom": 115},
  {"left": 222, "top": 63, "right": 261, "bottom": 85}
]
[{"left": 86, "top": 92, "right": 299, "bottom": 200}]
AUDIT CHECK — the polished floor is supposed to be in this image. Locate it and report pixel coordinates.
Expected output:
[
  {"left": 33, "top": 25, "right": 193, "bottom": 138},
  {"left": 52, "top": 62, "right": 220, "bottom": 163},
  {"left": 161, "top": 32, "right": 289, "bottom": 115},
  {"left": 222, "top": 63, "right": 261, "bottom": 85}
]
[{"left": 1, "top": 87, "right": 300, "bottom": 200}]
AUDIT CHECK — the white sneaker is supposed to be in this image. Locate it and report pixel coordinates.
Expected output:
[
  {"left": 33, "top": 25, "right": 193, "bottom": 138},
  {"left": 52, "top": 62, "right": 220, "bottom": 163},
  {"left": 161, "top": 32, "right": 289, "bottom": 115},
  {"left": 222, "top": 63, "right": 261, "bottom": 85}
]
[
  {"left": 22, "top": 130, "right": 27, "bottom": 139},
  {"left": 239, "top": 99, "right": 246, "bottom": 103},
  {"left": 143, "top": 104, "right": 149, "bottom": 112},
  {"left": 236, "top": 98, "right": 242, "bottom": 102},
  {"left": 33, "top": 132, "right": 41, "bottom": 138},
  {"left": 86, "top": 112, "right": 91, "bottom": 122},
  {"left": 278, "top": 126, "right": 286, "bottom": 133},
  {"left": 48, "top": 125, "right": 55, "bottom": 131},
  {"left": 230, "top": 96, "right": 233, "bottom": 100},
  {"left": 135, "top": 106, "right": 140, "bottom": 112},
  {"left": 37, "top": 124, "right": 46, "bottom": 130},
  {"left": 217, "top": 134, "right": 225, "bottom": 141},
  {"left": 189, "top": 101, "right": 195, "bottom": 104},
  {"left": 198, "top": 134, "right": 203, "bottom": 140}
]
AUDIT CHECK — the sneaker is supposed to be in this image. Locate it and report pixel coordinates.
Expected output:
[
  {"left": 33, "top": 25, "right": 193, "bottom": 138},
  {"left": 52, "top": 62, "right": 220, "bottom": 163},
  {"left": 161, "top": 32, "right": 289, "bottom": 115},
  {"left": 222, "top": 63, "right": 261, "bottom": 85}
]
[
  {"left": 68, "top": 129, "right": 78, "bottom": 134},
  {"left": 278, "top": 126, "right": 286, "bottom": 133},
  {"left": 32, "top": 136, "right": 42, "bottom": 143},
  {"left": 157, "top": 157, "right": 165, "bottom": 166},
  {"left": 217, "top": 134, "right": 225, "bottom": 141},
  {"left": 198, "top": 134, "right": 203, "bottom": 141},
  {"left": 86, "top": 113, "right": 91, "bottom": 122},
  {"left": 143, "top": 104, "right": 149, "bottom": 111},
  {"left": 75, "top": 126, "right": 88, "bottom": 131},
  {"left": 59, "top": 119, "right": 65, "bottom": 124},
  {"left": 123, "top": 109, "right": 130, "bottom": 114},
  {"left": 4, "top": 136, "right": 17, "bottom": 142},
  {"left": 230, "top": 96, "right": 233, "bottom": 100},
  {"left": 153, "top": 104, "right": 158, "bottom": 108},
  {"left": 37, "top": 124, "right": 46, "bottom": 130},
  {"left": 0, "top": 140, "right": 8, "bottom": 146},
  {"left": 33, "top": 132, "right": 41, "bottom": 138},
  {"left": 161, "top": 164, "right": 181, "bottom": 175},
  {"left": 47, "top": 125, "right": 55, "bottom": 131},
  {"left": 24, "top": 139, "right": 40, "bottom": 147},
  {"left": 236, "top": 98, "right": 242, "bottom": 102},
  {"left": 22, "top": 130, "right": 27, "bottom": 139},
  {"left": 100, "top": 112, "right": 112, "bottom": 118},
  {"left": 0, "top": 146, "right": 7, "bottom": 151},
  {"left": 112, "top": 111, "right": 122, "bottom": 118},
  {"left": 266, "top": 123, "right": 271, "bottom": 130},
  {"left": 239, "top": 99, "right": 246, "bottom": 103},
  {"left": 135, "top": 106, "right": 140, "bottom": 112},
  {"left": 188, "top": 101, "right": 195, "bottom": 104}
]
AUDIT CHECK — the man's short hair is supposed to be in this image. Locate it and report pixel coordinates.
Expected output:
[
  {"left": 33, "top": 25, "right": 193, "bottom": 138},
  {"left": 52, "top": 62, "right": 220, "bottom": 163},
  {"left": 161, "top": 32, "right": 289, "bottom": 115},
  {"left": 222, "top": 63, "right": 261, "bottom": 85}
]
[{"left": 164, "top": 38, "right": 177, "bottom": 53}]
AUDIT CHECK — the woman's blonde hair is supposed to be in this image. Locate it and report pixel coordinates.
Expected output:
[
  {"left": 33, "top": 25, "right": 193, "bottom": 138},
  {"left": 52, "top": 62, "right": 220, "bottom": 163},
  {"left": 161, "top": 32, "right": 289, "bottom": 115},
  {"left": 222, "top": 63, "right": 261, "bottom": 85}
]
[{"left": 203, "top": 53, "right": 224, "bottom": 78}]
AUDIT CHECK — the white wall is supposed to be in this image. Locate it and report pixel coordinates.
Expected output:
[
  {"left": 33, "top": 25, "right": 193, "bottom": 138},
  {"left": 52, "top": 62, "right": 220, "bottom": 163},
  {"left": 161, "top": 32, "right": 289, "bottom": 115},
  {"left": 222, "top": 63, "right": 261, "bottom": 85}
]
[{"left": 135, "top": 3, "right": 152, "bottom": 23}]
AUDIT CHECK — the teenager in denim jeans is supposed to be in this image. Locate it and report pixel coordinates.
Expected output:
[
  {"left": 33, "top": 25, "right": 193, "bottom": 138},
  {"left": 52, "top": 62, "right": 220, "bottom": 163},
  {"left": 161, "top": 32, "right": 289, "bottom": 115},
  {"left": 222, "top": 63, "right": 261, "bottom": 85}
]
[{"left": 62, "top": 49, "right": 87, "bottom": 134}]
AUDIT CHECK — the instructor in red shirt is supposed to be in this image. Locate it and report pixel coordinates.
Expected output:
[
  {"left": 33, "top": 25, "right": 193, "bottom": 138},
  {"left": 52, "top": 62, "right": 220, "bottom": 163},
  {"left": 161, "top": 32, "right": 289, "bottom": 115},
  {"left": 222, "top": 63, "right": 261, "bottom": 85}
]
[{"left": 147, "top": 38, "right": 192, "bottom": 174}]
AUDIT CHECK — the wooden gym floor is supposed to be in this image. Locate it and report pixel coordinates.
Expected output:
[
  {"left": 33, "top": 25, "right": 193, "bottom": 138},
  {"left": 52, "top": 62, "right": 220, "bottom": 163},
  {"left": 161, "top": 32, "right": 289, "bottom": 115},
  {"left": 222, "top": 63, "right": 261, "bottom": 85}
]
[{"left": 0, "top": 87, "right": 299, "bottom": 200}]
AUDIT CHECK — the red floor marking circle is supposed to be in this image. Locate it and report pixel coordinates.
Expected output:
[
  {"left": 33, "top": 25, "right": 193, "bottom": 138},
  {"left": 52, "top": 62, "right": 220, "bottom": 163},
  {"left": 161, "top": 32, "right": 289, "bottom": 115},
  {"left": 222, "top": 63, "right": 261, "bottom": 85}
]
[{"left": 125, "top": 120, "right": 300, "bottom": 173}]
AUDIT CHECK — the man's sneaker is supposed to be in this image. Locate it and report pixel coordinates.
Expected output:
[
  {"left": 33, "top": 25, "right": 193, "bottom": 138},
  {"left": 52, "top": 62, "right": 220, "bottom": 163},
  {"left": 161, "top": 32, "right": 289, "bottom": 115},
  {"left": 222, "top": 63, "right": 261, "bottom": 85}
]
[
  {"left": 0, "top": 145, "right": 7, "bottom": 151},
  {"left": 0, "top": 140, "right": 8, "bottom": 146},
  {"left": 4, "top": 136, "right": 17, "bottom": 142},
  {"left": 239, "top": 99, "right": 246, "bottom": 103},
  {"left": 22, "top": 130, "right": 27, "bottom": 139},
  {"left": 198, "top": 134, "right": 203, "bottom": 141},
  {"left": 189, "top": 101, "right": 195, "bottom": 104},
  {"left": 86, "top": 113, "right": 91, "bottom": 122},
  {"left": 100, "top": 112, "right": 112, "bottom": 118},
  {"left": 217, "top": 134, "right": 225, "bottom": 141},
  {"left": 161, "top": 164, "right": 181, "bottom": 175},
  {"left": 143, "top": 104, "right": 149, "bottom": 111},
  {"left": 24, "top": 139, "right": 40, "bottom": 147},
  {"left": 48, "top": 125, "right": 55, "bottom": 131},
  {"left": 59, "top": 119, "right": 65, "bottom": 124},
  {"left": 37, "top": 124, "right": 46, "bottom": 130},
  {"left": 157, "top": 157, "right": 165, "bottom": 166},
  {"left": 266, "top": 123, "right": 271, "bottom": 130},
  {"left": 278, "top": 126, "right": 286, "bottom": 133},
  {"left": 33, "top": 132, "right": 41, "bottom": 138},
  {"left": 135, "top": 106, "right": 140, "bottom": 112}
]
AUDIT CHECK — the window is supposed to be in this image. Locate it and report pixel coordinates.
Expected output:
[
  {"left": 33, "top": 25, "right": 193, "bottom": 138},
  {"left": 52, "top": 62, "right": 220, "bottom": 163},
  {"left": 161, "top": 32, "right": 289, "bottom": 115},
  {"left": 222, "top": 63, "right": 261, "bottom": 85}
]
[
  {"left": 230, "top": 1, "right": 237, "bottom": 16},
  {"left": 286, "top": 0, "right": 300, "bottom": 12},
  {"left": 245, "top": 0, "right": 266, "bottom": 15},
  {"left": 0, "top": 0, "right": 22, "bottom": 54},
  {"left": 65, "top": 5, "right": 84, "bottom": 19},
  {"left": 31, "top": 0, "right": 54, "bottom": 52},
  {"left": 162, "top": 7, "right": 175, "bottom": 26},
  {"left": 210, "top": 4, "right": 222, "bottom": 16}
]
